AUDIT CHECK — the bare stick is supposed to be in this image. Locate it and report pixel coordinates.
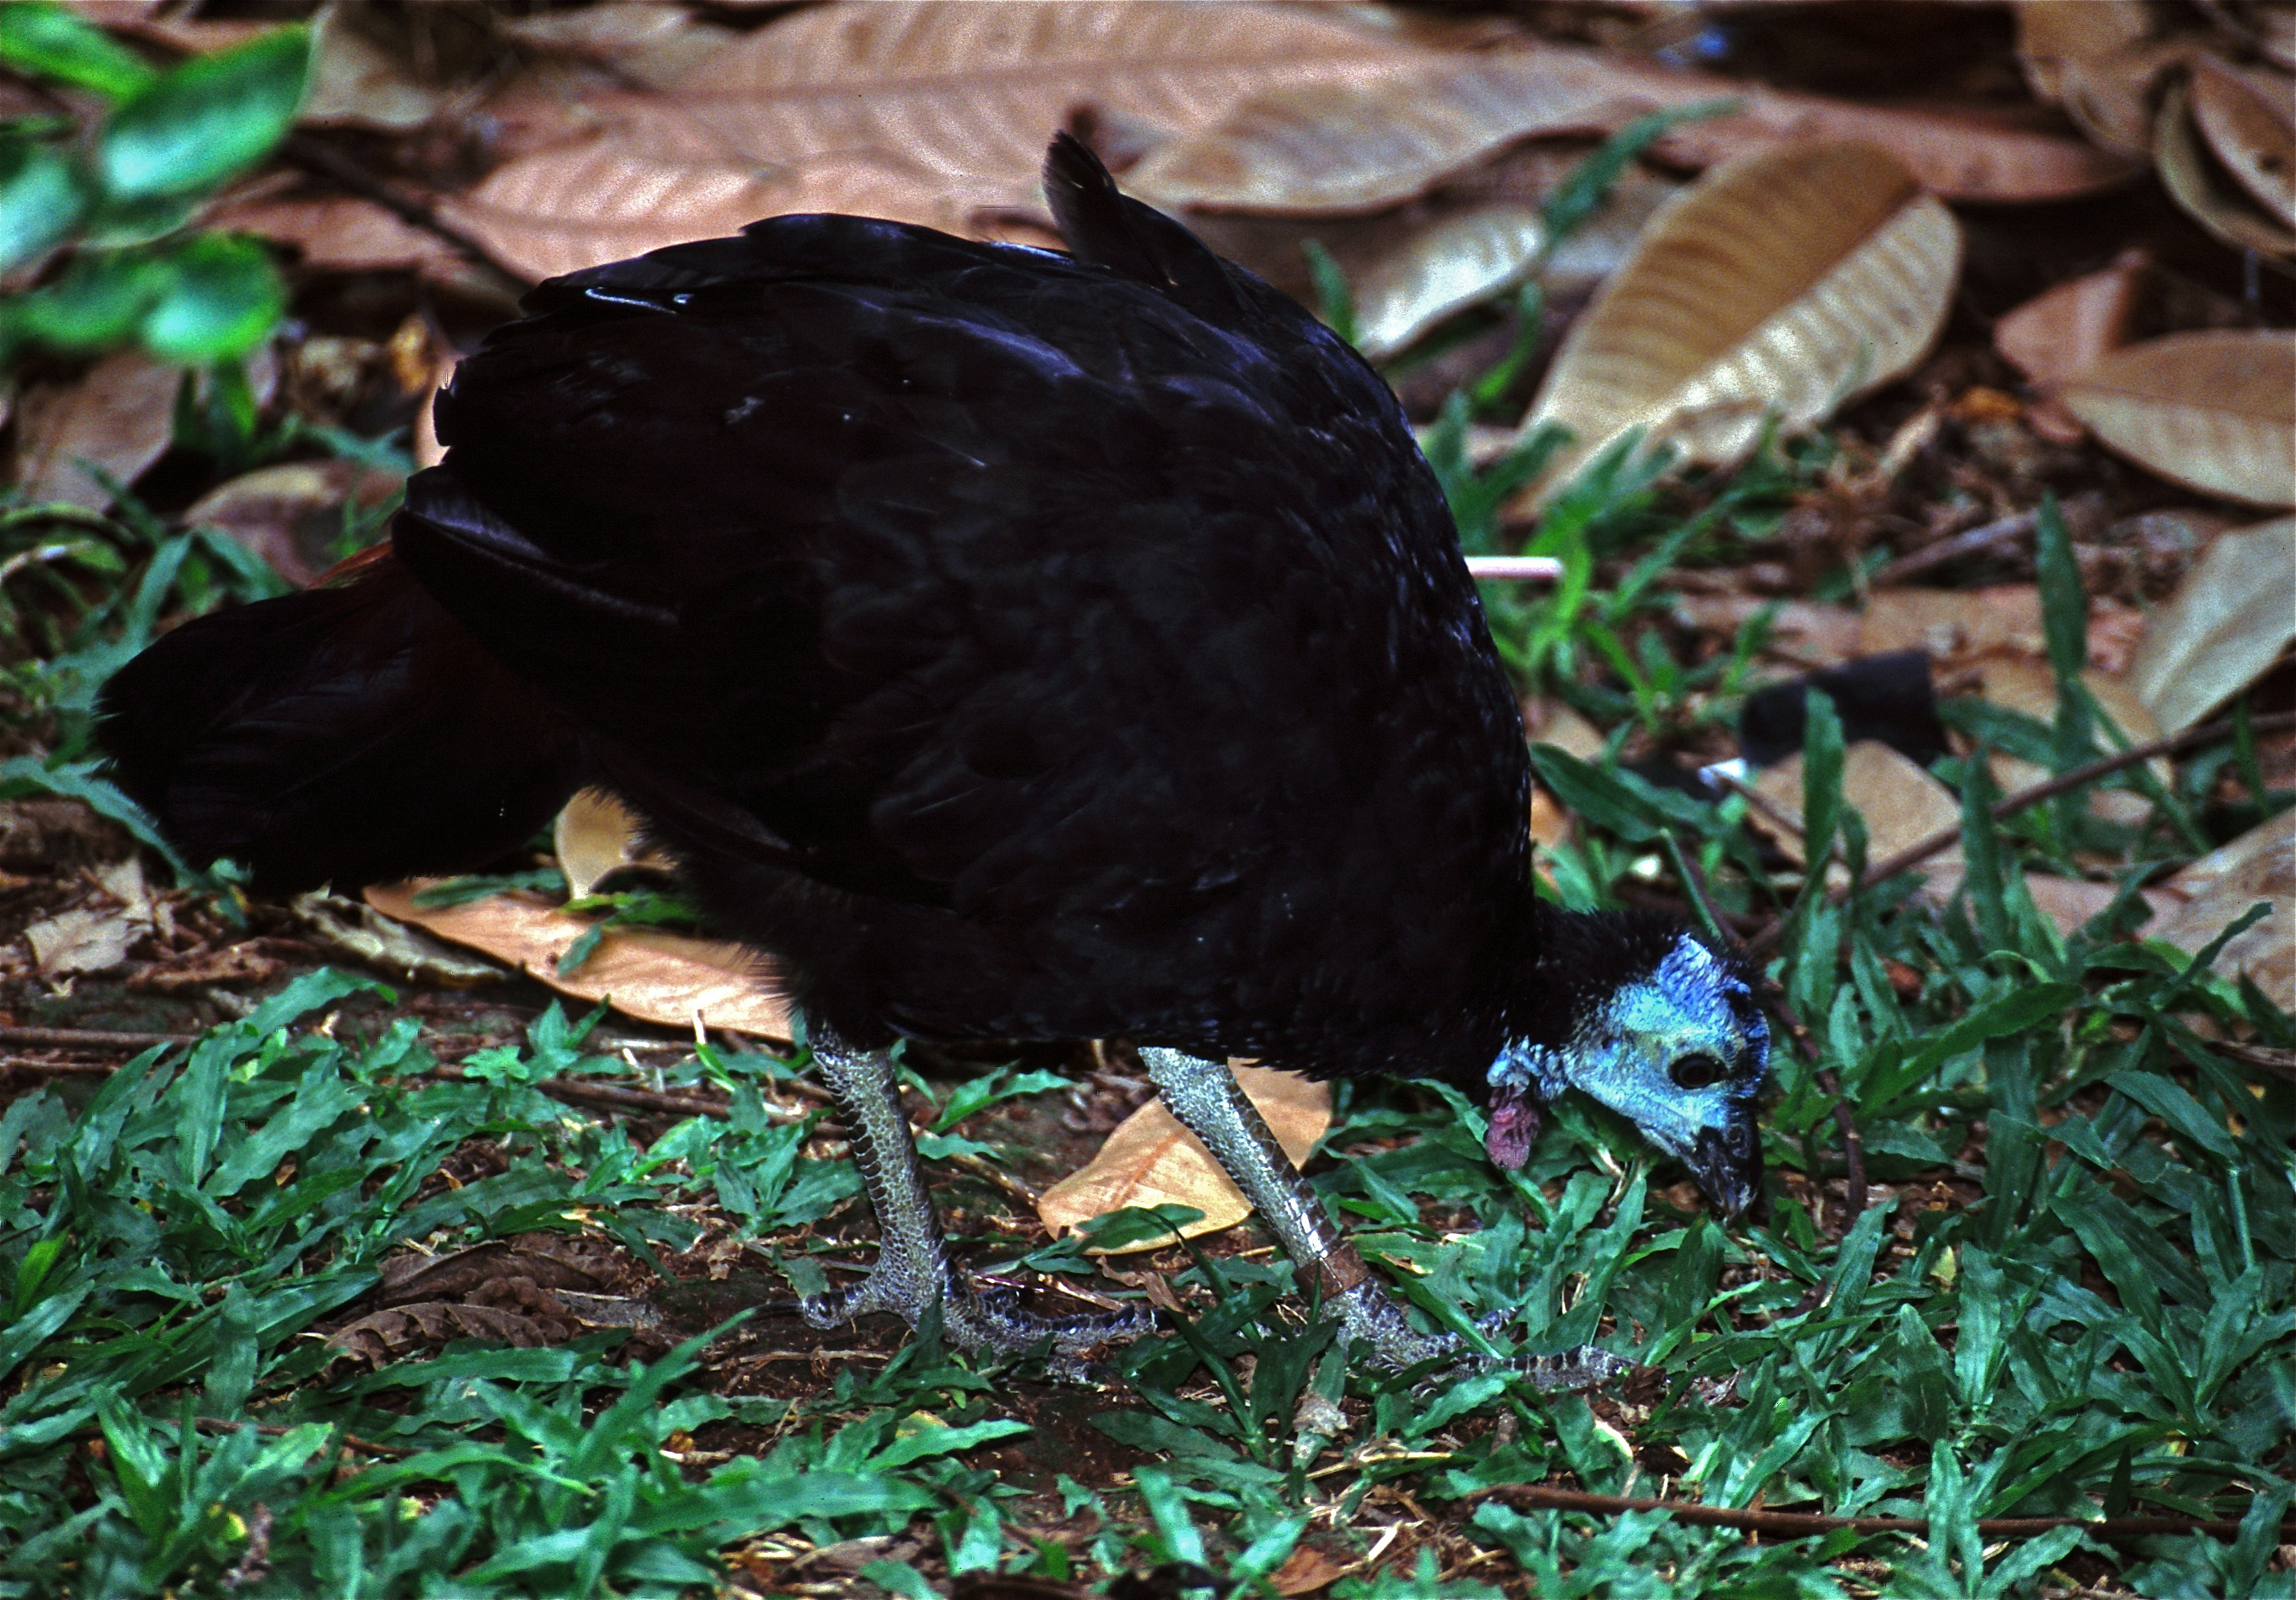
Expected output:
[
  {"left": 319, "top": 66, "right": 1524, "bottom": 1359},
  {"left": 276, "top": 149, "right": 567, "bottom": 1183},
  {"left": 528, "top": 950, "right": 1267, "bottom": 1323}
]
[{"left": 1871, "top": 510, "right": 2036, "bottom": 585}]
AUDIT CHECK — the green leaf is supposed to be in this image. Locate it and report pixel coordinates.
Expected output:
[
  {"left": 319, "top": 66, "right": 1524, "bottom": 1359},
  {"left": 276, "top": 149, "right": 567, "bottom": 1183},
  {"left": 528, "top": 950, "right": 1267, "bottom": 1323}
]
[
  {"left": 98, "top": 25, "right": 308, "bottom": 201},
  {"left": 1539, "top": 98, "right": 1736, "bottom": 245},
  {"left": 0, "top": 136, "right": 82, "bottom": 271},
  {"left": 0, "top": 2, "right": 155, "bottom": 98},
  {"left": 1905, "top": 983, "right": 2081, "bottom": 1081},
  {"left": 139, "top": 234, "right": 282, "bottom": 361},
  {"left": 9, "top": 249, "right": 173, "bottom": 351}
]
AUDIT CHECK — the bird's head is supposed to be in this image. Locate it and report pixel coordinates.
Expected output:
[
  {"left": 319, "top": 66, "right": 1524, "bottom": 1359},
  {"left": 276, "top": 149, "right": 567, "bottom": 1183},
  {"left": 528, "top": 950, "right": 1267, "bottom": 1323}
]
[{"left": 1485, "top": 925, "right": 1770, "bottom": 1216}]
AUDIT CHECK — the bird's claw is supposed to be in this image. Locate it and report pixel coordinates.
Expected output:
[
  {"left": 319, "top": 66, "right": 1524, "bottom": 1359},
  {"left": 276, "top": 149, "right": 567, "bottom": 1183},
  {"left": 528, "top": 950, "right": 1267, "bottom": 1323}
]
[{"left": 803, "top": 1260, "right": 1153, "bottom": 1365}]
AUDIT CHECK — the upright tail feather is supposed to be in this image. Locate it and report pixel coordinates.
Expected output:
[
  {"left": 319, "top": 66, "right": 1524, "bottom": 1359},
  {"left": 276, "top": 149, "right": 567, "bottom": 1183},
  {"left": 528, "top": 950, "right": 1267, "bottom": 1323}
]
[{"left": 98, "top": 547, "right": 584, "bottom": 892}]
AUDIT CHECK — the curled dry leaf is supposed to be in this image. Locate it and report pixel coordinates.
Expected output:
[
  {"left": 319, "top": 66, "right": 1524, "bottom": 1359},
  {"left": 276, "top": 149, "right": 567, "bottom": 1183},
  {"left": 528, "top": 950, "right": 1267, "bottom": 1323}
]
[
  {"left": 25, "top": 859, "right": 153, "bottom": 977},
  {"left": 290, "top": 889, "right": 508, "bottom": 987},
  {"left": 2127, "top": 516, "right": 2296, "bottom": 733},
  {"left": 365, "top": 882, "right": 792, "bottom": 1041},
  {"left": 2187, "top": 56, "right": 2296, "bottom": 231},
  {"left": 300, "top": 1, "right": 447, "bottom": 132},
  {"left": 2055, "top": 330, "right": 2296, "bottom": 507},
  {"left": 2013, "top": 0, "right": 2180, "bottom": 159},
  {"left": 1992, "top": 254, "right": 2149, "bottom": 387},
  {"left": 1036, "top": 1066, "right": 1330, "bottom": 1249},
  {"left": 2155, "top": 74, "right": 2296, "bottom": 260},
  {"left": 554, "top": 787, "right": 676, "bottom": 900},
  {"left": 496, "top": 3, "right": 736, "bottom": 90},
  {"left": 1355, "top": 203, "right": 1543, "bottom": 359},
  {"left": 2145, "top": 806, "right": 2296, "bottom": 1013},
  {"left": 1521, "top": 143, "right": 1960, "bottom": 500}
]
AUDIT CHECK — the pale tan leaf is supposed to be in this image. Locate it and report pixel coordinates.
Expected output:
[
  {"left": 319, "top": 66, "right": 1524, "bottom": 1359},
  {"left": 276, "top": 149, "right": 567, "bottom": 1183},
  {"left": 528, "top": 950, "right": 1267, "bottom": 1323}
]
[
  {"left": 2127, "top": 516, "right": 2296, "bottom": 732},
  {"left": 496, "top": 4, "right": 737, "bottom": 90},
  {"left": 1993, "top": 254, "right": 2148, "bottom": 387},
  {"left": 206, "top": 193, "right": 467, "bottom": 278},
  {"left": 25, "top": 860, "right": 151, "bottom": 977},
  {"left": 435, "top": 136, "right": 802, "bottom": 283},
  {"left": 1130, "top": 41, "right": 2131, "bottom": 215},
  {"left": 672, "top": 0, "right": 1406, "bottom": 203},
  {"left": 301, "top": 1, "right": 447, "bottom": 131},
  {"left": 2144, "top": 807, "right": 2296, "bottom": 1013},
  {"left": 365, "top": 882, "right": 792, "bottom": 1040},
  {"left": 554, "top": 787, "right": 675, "bottom": 900},
  {"left": 1125, "top": 52, "right": 1640, "bottom": 214},
  {"left": 11, "top": 351, "right": 181, "bottom": 510},
  {"left": 2020, "top": 874, "right": 2180, "bottom": 940},
  {"left": 1036, "top": 1066, "right": 1330, "bottom": 1249},
  {"left": 1753, "top": 742, "right": 1964, "bottom": 900},
  {"left": 1674, "top": 586, "right": 2148, "bottom": 676},
  {"left": 2056, "top": 330, "right": 2296, "bottom": 507},
  {"left": 1970, "top": 654, "right": 2166, "bottom": 827},
  {"left": 1354, "top": 203, "right": 1543, "bottom": 359},
  {"left": 2188, "top": 56, "right": 2296, "bottom": 229},
  {"left": 1522, "top": 144, "right": 1960, "bottom": 498},
  {"left": 2014, "top": 0, "right": 2179, "bottom": 158}
]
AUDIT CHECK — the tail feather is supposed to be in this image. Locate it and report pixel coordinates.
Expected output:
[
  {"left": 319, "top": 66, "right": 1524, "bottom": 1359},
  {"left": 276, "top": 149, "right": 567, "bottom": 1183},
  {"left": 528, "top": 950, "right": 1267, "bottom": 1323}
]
[{"left": 98, "top": 548, "right": 583, "bottom": 892}]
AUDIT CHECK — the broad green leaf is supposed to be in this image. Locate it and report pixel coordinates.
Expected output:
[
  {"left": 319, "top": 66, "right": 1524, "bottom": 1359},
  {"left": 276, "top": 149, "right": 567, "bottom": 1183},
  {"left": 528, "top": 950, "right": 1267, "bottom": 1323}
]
[
  {"left": 139, "top": 234, "right": 282, "bottom": 361},
  {"left": 0, "top": 136, "right": 80, "bottom": 271},
  {"left": 98, "top": 25, "right": 308, "bottom": 201},
  {"left": 0, "top": 2, "right": 154, "bottom": 98}
]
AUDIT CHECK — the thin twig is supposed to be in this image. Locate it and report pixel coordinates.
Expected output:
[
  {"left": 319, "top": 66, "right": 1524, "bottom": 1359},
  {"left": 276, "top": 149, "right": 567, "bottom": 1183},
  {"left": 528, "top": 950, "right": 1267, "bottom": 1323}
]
[
  {"left": 1871, "top": 510, "right": 2037, "bottom": 585},
  {"left": 278, "top": 132, "right": 535, "bottom": 290},
  {"left": 0, "top": 1024, "right": 194, "bottom": 1050},
  {"left": 190, "top": 1416, "right": 412, "bottom": 1459},
  {"left": 1478, "top": 1482, "right": 2293, "bottom": 1542},
  {"left": 1743, "top": 708, "right": 2296, "bottom": 960}
]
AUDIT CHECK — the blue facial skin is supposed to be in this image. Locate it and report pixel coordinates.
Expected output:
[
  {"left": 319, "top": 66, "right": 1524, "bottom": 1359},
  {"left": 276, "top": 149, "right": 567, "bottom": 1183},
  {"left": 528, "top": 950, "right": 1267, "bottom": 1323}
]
[{"left": 1489, "top": 934, "right": 1770, "bottom": 1213}]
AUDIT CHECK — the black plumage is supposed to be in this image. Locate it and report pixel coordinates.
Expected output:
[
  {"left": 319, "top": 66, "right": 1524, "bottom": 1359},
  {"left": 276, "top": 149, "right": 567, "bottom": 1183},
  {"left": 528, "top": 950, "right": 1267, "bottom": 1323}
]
[{"left": 100, "top": 134, "right": 1768, "bottom": 1369}]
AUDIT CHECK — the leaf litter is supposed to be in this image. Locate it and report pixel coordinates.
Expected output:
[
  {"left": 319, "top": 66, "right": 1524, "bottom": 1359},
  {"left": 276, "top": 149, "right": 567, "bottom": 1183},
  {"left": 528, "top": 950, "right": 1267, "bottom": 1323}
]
[{"left": 1, "top": 2, "right": 2293, "bottom": 1595}]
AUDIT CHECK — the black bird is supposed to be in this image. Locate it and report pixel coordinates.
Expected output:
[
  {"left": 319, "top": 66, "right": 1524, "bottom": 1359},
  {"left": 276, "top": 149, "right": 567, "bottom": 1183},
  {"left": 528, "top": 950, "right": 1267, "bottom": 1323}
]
[{"left": 99, "top": 134, "right": 1769, "bottom": 1369}]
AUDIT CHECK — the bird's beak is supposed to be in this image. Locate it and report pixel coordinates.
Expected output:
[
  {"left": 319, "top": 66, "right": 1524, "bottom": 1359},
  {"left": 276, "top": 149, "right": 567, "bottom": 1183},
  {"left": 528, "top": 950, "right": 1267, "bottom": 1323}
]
[{"left": 1684, "top": 1120, "right": 1761, "bottom": 1217}]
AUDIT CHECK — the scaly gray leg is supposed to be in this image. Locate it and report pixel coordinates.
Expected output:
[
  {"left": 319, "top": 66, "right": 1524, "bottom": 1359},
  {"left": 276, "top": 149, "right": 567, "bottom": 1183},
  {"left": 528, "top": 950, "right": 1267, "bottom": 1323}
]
[
  {"left": 801, "top": 1031, "right": 1152, "bottom": 1358},
  {"left": 1137, "top": 1047, "right": 1458, "bottom": 1369},
  {"left": 1138, "top": 1047, "right": 1632, "bottom": 1392}
]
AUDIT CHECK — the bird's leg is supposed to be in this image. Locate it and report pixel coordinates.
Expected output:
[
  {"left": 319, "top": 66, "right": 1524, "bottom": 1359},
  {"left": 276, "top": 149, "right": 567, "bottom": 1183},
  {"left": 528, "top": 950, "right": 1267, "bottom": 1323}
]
[
  {"left": 801, "top": 1031, "right": 1151, "bottom": 1358},
  {"left": 1136, "top": 1047, "right": 1458, "bottom": 1370}
]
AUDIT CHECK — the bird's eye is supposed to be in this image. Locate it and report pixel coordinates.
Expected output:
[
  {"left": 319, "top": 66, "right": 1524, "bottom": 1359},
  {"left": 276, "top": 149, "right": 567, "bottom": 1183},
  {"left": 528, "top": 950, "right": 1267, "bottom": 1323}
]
[{"left": 1670, "top": 1052, "right": 1725, "bottom": 1090}]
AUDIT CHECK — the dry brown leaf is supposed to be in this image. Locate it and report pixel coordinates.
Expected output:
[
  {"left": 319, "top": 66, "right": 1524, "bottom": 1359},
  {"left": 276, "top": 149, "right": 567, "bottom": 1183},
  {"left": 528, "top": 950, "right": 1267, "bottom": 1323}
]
[
  {"left": 1675, "top": 586, "right": 2147, "bottom": 676},
  {"left": 2056, "top": 330, "right": 2296, "bottom": 507},
  {"left": 2126, "top": 516, "right": 2296, "bottom": 733},
  {"left": 11, "top": 350, "right": 182, "bottom": 510},
  {"left": 207, "top": 193, "right": 468, "bottom": 278},
  {"left": 2188, "top": 56, "right": 2296, "bottom": 230},
  {"left": 1992, "top": 254, "right": 2148, "bottom": 387},
  {"left": 25, "top": 859, "right": 151, "bottom": 977},
  {"left": 496, "top": 4, "right": 737, "bottom": 90},
  {"left": 1036, "top": 1066, "right": 1329, "bottom": 1249},
  {"left": 554, "top": 787, "right": 675, "bottom": 900},
  {"left": 183, "top": 460, "right": 404, "bottom": 589},
  {"left": 2144, "top": 806, "right": 2296, "bottom": 1011},
  {"left": 325, "top": 1301, "right": 579, "bottom": 1368},
  {"left": 1968, "top": 654, "right": 2166, "bottom": 828},
  {"left": 1126, "top": 51, "right": 1641, "bottom": 214},
  {"left": 1753, "top": 742, "right": 1964, "bottom": 900},
  {"left": 2155, "top": 74, "right": 2296, "bottom": 260},
  {"left": 1522, "top": 143, "right": 1960, "bottom": 498},
  {"left": 365, "top": 882, "right": 792, "bottom": 1040}
]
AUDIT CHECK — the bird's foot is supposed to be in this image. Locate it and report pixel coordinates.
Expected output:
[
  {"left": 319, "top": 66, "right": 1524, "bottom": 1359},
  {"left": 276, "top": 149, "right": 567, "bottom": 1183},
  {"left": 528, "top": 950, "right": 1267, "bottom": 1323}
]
[
  {"left": 1327, "top": 1287, "right": 1627, "bottom": 1395},
  {"left": 802, "top": 1254, "right": 1153, "bottom": 1363}
]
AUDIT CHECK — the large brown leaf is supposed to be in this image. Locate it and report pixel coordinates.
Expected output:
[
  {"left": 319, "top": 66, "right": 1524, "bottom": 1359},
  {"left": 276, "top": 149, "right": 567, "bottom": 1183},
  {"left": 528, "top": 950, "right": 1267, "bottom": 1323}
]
[
  {"left": 1521, "top": 143, "right": 1959, "bottom": 498},
  {"left": 11, "top": 351, "right": 181, "bottom": 510},
  {"left": 1036, "top": 1066, "right": 1330, "bottom": 1250},
  {"left": 2126, "top": 516, "right": 2296, "bottom": 732},
  {"left": 365, "top": 882, "right": 792, "bottom": 1040},
  {"left": 2055, "top": 330, "right": 2296, "bottom": 507}
]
